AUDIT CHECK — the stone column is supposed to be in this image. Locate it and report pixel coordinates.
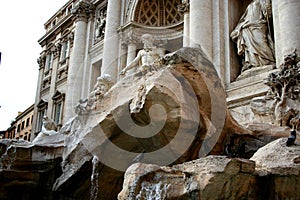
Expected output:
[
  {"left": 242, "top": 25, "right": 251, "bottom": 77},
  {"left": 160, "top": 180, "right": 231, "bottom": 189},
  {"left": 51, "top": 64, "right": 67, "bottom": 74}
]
[
  {"left": 64, "top": 0, "right": 93, "bottom": 121},
  {"left": 189, "top": 0, "right": 213, "bottom": 59},
  {"left": 126, "top": 43, "right": 137, "bottom": 66},
  {"left": 272, "top": 0, "right": 300, "bottom": 65},
  {"left": 101, "top": 0, "right": 121, "bottom": 82},
  {"left": 125, "top": 42, "right": 137, "bottom": 75},
  {"left": 178, "top": 0, "right": 190, "bottom": 47},
  {"left": 120, "top": 43, "right": 127, "bottom": 70}
]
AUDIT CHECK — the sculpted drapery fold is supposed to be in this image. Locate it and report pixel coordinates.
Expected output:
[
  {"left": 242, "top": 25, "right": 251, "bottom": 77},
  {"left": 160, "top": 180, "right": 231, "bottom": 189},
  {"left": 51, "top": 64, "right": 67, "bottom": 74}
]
[{"left": 231, "top": 0, "right": 275, "bottom": 72}]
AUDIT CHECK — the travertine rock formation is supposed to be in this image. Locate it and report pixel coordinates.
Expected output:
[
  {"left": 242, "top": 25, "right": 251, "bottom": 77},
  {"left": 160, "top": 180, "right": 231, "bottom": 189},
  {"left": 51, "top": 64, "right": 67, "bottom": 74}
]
[
  {"left": 52, "top": 47, "right": 246, "bottom": 198},
  {"left": 118, "top": 156, "right": 257, "bottom": 200},
  {"left": 251, "top": 138, "right": 300, "bottom": 200},
  {"left": 118, "top": 138, "right": 300, "bottom": 200},
  {"left": 0, "top": 139, "right": 64, "bottom": 199}
]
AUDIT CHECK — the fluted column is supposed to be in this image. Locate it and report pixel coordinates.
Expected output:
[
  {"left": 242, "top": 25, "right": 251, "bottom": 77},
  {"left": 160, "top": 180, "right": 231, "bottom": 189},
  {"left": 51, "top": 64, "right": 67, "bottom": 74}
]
[
  {"left": 65, "top": 0, "right": 93, "bottom": 121},
  {"left": 178, "top": 0, "right": 190, "bottom": 47},
  {"left": 272, "top": 0, "right": 300, "bottom": 65},
  {"left": 190, "top": 0, "right": 213, "bottom": 59},
  {"left": 101, "top": 0, "right": 121, "bottom": 82}
]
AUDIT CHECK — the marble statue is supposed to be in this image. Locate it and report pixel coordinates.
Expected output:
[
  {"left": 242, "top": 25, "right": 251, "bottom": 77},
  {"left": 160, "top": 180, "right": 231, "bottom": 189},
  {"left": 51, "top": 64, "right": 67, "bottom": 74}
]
[
  {"left": 73, "top": 74, "right": 114, "bottom": 115},
  {"left": 88, "top": 74, "right": 114, "bottom": 104},
  {"left": 230, "top": 0, "right": 275, "bottom": 72},
  {"left": 32, "top": 116, "right": 58, "bottom": 144},
  {"left": 41, "top": 116, "right": 57, "bottom": 135},
  {"left": 120, "top": 34, "right": 162, "bottom": 76}
]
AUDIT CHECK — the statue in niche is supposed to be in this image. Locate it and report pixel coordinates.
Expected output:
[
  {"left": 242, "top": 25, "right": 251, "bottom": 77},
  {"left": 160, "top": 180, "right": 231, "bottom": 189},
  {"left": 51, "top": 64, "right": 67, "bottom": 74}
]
[
  {"left": 230, "top": 0, "right": 275, "bottom": 72},
  {"left": 120, "top": 34, "right": 163, "bottom": 76},
  {"left": 95, "top": 10, "right": 106, "bottom": 39}
]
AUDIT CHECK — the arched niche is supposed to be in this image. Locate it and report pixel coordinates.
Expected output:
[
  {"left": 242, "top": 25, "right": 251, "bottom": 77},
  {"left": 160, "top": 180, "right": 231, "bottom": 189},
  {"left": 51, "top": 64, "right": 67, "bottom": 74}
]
[{"left": 121, "top": 0, "right": 184, "bottom": 53}]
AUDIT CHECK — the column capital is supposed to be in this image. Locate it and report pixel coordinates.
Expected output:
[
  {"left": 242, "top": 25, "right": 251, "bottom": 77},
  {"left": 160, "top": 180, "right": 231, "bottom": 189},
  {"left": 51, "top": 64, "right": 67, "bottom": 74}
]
[
  {"left": 122, "top": 30, "right": 139, "bottom": 45},
  {"left": 71, "top": 0, "right": 94, "bottom": 22},
  {"left": 37, "top": 54, "right": 46, "bottom": 70},
  {"left": 178, "top": 0, "right": 190, "bottom": 13}
]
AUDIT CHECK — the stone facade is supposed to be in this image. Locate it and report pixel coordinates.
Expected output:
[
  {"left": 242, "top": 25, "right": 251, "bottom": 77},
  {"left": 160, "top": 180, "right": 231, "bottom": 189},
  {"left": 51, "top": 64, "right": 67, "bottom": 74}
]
[
  {"left": 31, "top": 0, "right": 300, "bottom": 140},
  {"left": 5, "top": 104, "right": 34, "bottom": 141}
]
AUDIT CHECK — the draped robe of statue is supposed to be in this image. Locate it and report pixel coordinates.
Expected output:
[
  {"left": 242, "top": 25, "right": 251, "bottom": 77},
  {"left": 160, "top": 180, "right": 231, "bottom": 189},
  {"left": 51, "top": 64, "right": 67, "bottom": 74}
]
[{"left": 231, "top": 0, "right": 275, "bottom": 72}]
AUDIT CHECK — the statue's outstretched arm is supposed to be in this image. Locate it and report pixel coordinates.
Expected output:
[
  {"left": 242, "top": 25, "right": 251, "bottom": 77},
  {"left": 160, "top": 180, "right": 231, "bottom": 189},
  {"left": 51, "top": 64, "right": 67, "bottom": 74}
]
[{"left": 120, "top": 51, "right": 141, "bottom": 75}]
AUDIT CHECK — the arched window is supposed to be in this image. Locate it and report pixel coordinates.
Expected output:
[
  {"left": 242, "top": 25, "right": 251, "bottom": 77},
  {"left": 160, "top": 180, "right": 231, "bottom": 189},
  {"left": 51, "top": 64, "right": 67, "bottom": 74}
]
[{"left": 134, "top": 0, "right": 183, "bottom": 27}]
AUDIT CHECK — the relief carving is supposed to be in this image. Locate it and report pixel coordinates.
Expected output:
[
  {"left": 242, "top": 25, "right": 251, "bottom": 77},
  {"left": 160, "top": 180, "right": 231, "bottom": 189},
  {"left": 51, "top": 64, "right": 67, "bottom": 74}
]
[{"left": 94, "top": 8, "right": 107, "bottom": 41}]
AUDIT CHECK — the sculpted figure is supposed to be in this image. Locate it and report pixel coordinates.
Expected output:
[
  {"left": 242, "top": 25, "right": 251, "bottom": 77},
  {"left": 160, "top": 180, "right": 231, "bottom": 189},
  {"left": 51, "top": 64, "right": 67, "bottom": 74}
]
[
  {"left": 74, "top": 98, "right": 91, "bottom": 115},
  {"left": 88, "top": 74, "right": 114, "bottom": 104},
  {"left": 120, "top": 34, "right": 162, "bottom": 76},
  {"left": 41, "top": 116, "right": 57, "bottom": 134},
  {"left": 230, "top": 0, "right": 275, "bottom": 72},
  {"left": 73, "top": 75, "right": 113, "bottom": 115}
]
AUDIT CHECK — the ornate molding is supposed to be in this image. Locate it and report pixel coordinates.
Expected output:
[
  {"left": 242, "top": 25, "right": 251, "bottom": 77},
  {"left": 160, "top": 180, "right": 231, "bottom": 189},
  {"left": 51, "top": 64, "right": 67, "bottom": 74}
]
[
  {"left": 52, "top": 44, "right": 62, "bottom": 59},
  {"left": 68, "top": 32, "right": 74, "bottom": 47},
  {"left": 178, "top": 0, "right": 190, "bottom": 13},
  {"left": 71, "top": 0, "right": 94, "bottom": 22}
]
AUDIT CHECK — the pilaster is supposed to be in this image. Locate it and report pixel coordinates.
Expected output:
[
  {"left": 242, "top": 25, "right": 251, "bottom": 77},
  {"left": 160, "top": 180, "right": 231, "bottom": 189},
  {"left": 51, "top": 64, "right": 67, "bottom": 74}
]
[{"left": 178, "top": 0, "right": 190, "bottom": 47}]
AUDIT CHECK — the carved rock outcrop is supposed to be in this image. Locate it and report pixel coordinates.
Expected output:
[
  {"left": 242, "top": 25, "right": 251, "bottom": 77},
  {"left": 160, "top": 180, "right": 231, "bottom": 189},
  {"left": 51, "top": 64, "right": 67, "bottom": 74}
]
[
  {"left": 250, "top": 138, "right": 300, "bottom": 200},
  {"left": 251, "top": 50, "right": 300, "bottom": 128},
  {"left": 118, "top": 156, "right": 257, "bottom": 200},
  {"left": 52, "top": 47, "right": 246, "bottom": 199},
  {"left": 118, "top": 138, "right": 300, "bottom": 200}
]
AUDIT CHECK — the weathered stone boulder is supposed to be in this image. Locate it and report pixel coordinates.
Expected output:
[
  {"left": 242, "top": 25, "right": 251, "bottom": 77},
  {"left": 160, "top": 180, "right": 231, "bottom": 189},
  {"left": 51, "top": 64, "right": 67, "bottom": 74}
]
[
  {"left": 0, "top": 139, "right": 64, "bottom": 199},
  {"left": 118, "top": 156, "right": 257, "bottom": 200},
  {"left": 52, "top": 47, "right": 246, "bottom": 199},
  {"left": 250, "top": 138, "right": 300, "bottom": 200}
]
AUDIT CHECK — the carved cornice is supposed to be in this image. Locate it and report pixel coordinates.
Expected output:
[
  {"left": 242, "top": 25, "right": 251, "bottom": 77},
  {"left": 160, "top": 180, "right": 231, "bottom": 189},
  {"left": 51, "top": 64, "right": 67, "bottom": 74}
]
[
  {"left": 178, "top": 0, "right": 190, "bottom": 13},
  {"left": 71, "top": 0, "right": 95, "bottom": 22}
]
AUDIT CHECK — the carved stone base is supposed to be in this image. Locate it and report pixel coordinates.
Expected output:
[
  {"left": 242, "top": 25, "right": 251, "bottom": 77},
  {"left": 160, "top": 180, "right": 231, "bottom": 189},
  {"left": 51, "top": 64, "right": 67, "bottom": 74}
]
[
  {"left": 226, "top": 66, "right": 279, "bottom": 125},
  {"left": 236, "top": 65, "right": 275, "bottom": 81}
]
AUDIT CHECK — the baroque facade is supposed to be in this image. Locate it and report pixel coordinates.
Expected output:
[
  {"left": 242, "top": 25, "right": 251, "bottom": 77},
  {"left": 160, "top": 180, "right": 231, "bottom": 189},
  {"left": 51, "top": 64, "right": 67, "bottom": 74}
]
[{"left": 31, "top": 0, "right": 300, "bottom": 140}]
